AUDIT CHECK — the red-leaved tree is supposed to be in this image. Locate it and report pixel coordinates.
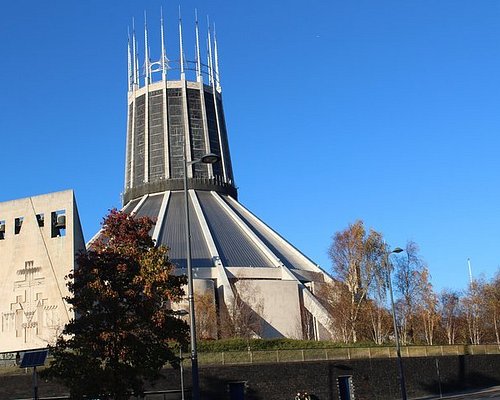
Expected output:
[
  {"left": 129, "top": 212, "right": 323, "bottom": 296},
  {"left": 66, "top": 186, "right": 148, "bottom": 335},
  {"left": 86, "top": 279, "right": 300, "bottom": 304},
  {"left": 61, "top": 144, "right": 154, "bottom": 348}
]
[{"left": 43, "top": 210, "right": 188, "bottom": 399}]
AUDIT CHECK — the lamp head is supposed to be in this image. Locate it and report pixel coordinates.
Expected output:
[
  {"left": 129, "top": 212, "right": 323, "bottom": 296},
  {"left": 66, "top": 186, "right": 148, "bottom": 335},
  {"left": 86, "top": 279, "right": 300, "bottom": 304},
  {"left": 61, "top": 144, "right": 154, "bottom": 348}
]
[
  {"left": 391, "top": 247, "right": 404, "bottom": 254},
  {"left": 200, "top": 153, "right": 220, "bottom": 164}
]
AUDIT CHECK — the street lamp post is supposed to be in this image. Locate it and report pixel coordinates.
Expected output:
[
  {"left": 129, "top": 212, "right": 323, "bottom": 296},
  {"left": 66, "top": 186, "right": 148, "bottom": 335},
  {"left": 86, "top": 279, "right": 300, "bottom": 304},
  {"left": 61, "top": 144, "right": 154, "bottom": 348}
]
[
  {"left": 386, "top": 247, "right": 407, "bottom": 400},
  {"left": 173, "top": 309, "right": 189, "bottom": 400},
  {"left": 180, "top": 347, "right": 185, "bottom": 400},
  {"left": 183, "top": 149, "right": 220, "bottom": 400}
]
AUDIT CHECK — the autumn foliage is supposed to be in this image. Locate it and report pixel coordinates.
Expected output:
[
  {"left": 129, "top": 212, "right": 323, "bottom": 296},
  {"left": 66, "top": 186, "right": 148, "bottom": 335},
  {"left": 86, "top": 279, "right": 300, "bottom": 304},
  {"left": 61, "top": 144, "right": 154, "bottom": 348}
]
[
  {"left": 324, "top": 220, "right": 500, "bottom": 346},
  {"left": 43, "top": 210, "right": 188, "bottom": 400}
]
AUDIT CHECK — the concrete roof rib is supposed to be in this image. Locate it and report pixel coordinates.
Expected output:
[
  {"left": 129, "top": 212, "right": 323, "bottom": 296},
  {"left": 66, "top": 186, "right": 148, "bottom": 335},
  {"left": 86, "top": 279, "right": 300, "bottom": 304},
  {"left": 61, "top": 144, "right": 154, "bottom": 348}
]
[{"left": 123, "top": 190, "right": 317, "bottom": 273}]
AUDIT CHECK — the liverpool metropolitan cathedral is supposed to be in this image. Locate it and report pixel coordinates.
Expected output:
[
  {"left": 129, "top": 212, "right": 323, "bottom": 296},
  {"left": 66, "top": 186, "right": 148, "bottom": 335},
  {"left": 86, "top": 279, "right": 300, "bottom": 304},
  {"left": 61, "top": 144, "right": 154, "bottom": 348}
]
[{"left": 0, "top": 12, "right": 334, "bottom": 353}]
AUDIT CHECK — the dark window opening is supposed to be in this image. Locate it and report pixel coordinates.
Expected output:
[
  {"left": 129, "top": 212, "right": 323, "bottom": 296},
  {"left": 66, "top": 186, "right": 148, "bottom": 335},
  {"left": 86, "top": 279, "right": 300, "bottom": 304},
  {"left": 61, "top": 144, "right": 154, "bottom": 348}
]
[
  {"left": 51, "top": 210, "right": 66, "bottom": 238},
  {"left": 36, "top": 213, "right": 44, "bottom": 227},
  {"left": 338, "top": 376, "right": 354, "bottom": 400},
  {"left": 0, "top": 220, "right": 5, "bottom": 240},
  {"left": 14, "top": 217, "right": 23, "bottom": 235},
  {"left": 227, "top": 381, "right": 246, "bottom": 400}
]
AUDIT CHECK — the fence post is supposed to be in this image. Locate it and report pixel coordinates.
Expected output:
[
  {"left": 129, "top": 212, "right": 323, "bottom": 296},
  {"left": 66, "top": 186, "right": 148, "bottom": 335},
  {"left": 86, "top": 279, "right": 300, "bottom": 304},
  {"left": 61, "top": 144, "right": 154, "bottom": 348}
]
[
  {"left": 222, "top": 351, "right": 225, "bottom": 365},
  {"left": 301, "top": 349, "right": 305, "bottom": 361},
  {"left": 347, "top": 348, "right": 351, "bottom": 360}
]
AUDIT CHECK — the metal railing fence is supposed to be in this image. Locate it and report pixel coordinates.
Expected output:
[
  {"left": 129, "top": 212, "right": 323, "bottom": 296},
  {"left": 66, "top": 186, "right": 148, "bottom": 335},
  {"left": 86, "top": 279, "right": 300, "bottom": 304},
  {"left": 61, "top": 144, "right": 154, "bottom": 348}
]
[
  {"left": 2, "top": 344, "right": 500, "bottom": 370},
  {"left": 195, "top": 344, "right": 500, "bottom": 366}
]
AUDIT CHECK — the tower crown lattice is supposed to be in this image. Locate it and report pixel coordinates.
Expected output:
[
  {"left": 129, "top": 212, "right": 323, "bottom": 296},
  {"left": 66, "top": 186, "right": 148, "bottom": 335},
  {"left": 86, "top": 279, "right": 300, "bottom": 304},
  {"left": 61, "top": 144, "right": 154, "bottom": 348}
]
[{"left": 127, "top": 9, "right": 222, "bottom": 93}]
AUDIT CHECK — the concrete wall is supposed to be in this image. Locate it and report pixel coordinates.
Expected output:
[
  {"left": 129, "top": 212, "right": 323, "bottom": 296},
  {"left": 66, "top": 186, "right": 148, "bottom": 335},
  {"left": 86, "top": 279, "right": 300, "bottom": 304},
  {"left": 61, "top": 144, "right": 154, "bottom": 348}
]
[
  {"left": 193, "top": 355, "right": 500, "bottom": 400},
  {"left": 0, "top": 190, "right": 85, "bottom": 352},
  {"left": 235, "top": 279, "right": 303, "bottom": 339}
]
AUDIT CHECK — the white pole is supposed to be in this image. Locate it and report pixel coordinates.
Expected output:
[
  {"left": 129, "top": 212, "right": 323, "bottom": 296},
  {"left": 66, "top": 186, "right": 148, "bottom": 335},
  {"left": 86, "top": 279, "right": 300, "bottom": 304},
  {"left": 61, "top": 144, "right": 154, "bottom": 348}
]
[{"left": 467, "top": 258, "right": 473, "bottom": 284}]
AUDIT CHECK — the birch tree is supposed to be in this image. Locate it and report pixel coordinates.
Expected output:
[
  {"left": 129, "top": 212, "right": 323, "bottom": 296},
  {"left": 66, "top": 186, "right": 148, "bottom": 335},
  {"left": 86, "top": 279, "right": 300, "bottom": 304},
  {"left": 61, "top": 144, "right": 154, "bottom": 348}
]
[
  {"left": 483, "top": 274, "right": 500, "bottom": 344},
  {"left": 462, "top": 278, "right": 486, "bottom": 344},
  {"left": 328, "top": 220, "right": 385, "bottom": 343},
  {"left": 439, "top": 289, "right": 461, "bottom": 345},
  {"left": 417, "top": 268, "right": 439, "bottom": 345},
  {"left": 393, "top": 241, "right": 427, "bottom": 344}
]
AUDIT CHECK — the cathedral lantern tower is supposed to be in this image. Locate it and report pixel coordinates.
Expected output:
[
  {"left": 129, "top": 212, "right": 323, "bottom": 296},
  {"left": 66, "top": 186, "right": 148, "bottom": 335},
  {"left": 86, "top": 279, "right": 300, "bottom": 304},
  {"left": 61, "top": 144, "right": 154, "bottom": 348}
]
[
  {"left": 121, "top": 11, "right": 335, "bottom": 340},
  {"left": 124, "top": 12, "right": 235, "bottom": 204}
]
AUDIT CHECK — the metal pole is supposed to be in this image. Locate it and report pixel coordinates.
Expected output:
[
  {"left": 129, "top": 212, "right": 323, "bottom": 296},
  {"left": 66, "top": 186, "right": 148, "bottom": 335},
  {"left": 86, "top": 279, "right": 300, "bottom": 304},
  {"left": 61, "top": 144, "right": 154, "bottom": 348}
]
[
  {"left": 183, "top": 146, "right": 200, "bottom": 400},
  {"left": 435, "top": 358, "right": 443, "bottom": 398},
  {"left": 33, "top": 366, "right": 38, "bottom": 400},
  {"left": 387, "top": 252, "right": 408, "bottom": 400},
  {"left": 180, "top": 348, "right": 185, "bottom": 400}
]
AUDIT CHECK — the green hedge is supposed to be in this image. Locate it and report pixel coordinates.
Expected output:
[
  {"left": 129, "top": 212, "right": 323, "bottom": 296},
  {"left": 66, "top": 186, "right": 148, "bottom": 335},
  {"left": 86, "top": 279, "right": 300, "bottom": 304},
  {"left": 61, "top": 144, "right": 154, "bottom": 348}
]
[{"left": 197, "top": 338, "right": 381, "bottom": 352}]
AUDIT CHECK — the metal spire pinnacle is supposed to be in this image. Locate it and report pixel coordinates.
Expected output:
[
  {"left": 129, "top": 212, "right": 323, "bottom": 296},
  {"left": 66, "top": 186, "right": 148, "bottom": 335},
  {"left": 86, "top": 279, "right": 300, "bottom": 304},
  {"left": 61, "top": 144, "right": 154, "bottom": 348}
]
[
  {"left": 144, "top": 11, "right": 150, "bottom": 85},
  {"left": 132, "top": 18, "right": 139, "bottom": 89},
  {"left": 179, "top": 6, "right": 185, "bottom": 79},
  {"left": 160, "top": 7, "right": 167, "bottom": 81},
  {"left": 195, "top": 9, "right": 202, "bottom": 82},
  {"left": 213, "top": 23, "right": 221, "bottom": 92},
  {"left": 127, "top": 27, "right": 132, "bottom": 91},
  {"left": 207, "top": 17, "right": 214, "bottom": 86}
]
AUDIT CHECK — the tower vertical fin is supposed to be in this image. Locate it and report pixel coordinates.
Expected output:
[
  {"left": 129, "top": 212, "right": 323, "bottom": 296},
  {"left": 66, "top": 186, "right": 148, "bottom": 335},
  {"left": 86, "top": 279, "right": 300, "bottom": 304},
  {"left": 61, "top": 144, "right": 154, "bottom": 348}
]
[
  {"left": 207, "top": 17, "right": 214, "bottom": 86},
  {"left": 179, "top": 6, "right": 185, "bottom": 79},
  {"left": 127, "top": 27, "right": 132, "bottom": 92},
  {"left": 144, "top": 11, "right": 150, "bottom": 85},
  {"left": 125, "top": 26, "right": 133, "bottom": 189},
  {"left": 195, "top": 9, "right": 202, "bottom": 83},
  {"left": 160, "top": 7, "right": 170, "bottom": 179},
  {"left": 132, "top": 18, "right": 139, "bottom": 89},
  {"left": 143, "top": 11, "right": 150, "bottom": 183},
  {"left": 213, "top": 23, "right": 221, "bottom": 92},
  {"left": 129, "top": 19, "right": 138, "bottom": 187},
  {"left": 160, "top": 6, "right": 167, "bottom": 81},
  {"left": 207, "top": 19, "right": 228, "bottom": 183}
]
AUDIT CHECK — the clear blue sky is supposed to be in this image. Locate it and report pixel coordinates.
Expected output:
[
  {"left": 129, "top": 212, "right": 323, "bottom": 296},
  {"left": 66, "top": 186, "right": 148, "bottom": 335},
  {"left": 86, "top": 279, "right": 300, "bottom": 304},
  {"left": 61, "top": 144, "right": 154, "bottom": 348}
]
[{"left": 1, "top": 1, "right": 499, "bottom": 293}]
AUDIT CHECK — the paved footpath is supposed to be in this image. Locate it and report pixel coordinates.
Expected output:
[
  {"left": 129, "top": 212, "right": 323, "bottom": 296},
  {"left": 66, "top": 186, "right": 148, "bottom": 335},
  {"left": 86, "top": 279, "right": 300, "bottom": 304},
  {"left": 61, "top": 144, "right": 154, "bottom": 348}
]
[{"left": 416, "top": 386, "right": 500, "bottom": 400}]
